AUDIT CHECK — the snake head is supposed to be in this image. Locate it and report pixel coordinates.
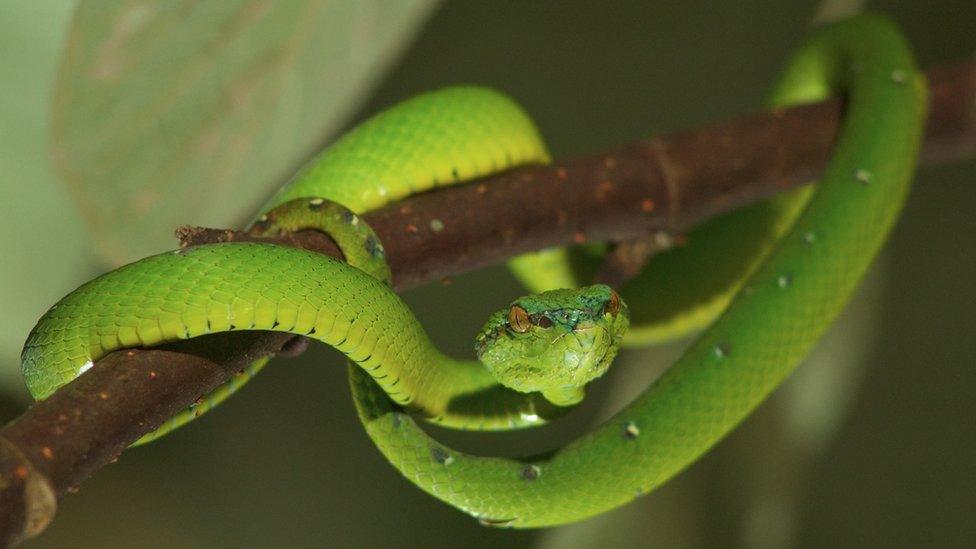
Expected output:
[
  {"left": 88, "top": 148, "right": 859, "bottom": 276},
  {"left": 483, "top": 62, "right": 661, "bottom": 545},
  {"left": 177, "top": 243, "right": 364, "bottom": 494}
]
[{"left": 474, "top": 285, "right": 629, "bottom": 406}]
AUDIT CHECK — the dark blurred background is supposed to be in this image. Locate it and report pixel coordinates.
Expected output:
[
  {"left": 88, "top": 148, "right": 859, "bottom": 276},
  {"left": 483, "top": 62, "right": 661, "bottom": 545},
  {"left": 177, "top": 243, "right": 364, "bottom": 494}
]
[{"left": 1, "top": 1, "right": 973, "bottom": 547}]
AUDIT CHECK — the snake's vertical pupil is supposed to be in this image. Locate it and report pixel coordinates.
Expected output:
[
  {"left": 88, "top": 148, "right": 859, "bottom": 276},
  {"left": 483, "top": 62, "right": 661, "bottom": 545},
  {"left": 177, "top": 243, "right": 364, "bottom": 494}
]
[
  {"left": 508, "top": 305, "right": 531, "bottom": 333},
  {"left": 605, "top": 291, "right": 621, "bottom": 316}
]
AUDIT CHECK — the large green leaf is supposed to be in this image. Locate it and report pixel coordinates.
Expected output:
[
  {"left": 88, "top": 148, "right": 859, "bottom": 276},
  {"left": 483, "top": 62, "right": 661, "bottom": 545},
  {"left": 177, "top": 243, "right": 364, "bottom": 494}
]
[
  {"left": 0, "top": 0, "right": 90, "bottom": 397},
  {"left": 52, "top": 0, "right": 438, "bottom": 264}
]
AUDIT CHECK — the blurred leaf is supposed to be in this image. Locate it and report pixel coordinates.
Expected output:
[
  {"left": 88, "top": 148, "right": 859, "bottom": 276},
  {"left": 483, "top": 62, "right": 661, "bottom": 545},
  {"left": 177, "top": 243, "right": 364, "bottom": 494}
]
[
  {"left": 51, "top": 0, "right": 439, "bottom": 264},
  {"left": 0, "top": 0, "right": 91, "bottom": 398}
]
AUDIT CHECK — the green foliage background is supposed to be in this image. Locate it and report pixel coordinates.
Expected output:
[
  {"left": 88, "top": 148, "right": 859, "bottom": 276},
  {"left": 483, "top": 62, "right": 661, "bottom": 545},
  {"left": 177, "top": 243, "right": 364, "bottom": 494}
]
[{"left": 0, "top": 1, "right": 973, "bottom": 547}]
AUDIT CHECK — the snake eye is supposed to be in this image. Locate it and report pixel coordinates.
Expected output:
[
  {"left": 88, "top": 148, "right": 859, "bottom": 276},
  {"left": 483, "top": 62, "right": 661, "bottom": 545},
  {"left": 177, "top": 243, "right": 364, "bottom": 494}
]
[
  {"left": 508, "top": 305, "right": 531, "bottom": 333},
  {"left": 604, "top": 291, "right": 621, "bottom": 316}
]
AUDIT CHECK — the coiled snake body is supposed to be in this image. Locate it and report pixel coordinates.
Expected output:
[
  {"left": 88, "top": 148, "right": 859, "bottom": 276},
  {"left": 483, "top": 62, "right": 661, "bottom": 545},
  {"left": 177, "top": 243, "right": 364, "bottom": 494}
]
[{"left": 21, "top": 15, "right": 925, "bottom": 527}]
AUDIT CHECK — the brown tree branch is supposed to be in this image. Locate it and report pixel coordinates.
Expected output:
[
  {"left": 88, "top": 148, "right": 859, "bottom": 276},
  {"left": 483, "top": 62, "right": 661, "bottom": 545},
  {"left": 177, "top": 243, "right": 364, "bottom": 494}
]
[{"left": 1, "top": 57, "right": 973, "bottom": 546}]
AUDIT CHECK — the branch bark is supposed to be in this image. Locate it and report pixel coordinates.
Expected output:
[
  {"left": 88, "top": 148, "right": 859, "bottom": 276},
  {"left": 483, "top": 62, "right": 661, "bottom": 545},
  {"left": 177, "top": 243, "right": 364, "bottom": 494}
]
[{"left": 1, "top": 58, "right": 973, "bottom": 546}]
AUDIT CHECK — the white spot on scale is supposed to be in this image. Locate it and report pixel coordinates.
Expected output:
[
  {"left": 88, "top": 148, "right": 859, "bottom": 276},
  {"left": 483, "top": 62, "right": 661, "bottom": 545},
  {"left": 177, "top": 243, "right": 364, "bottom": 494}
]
[
  {"left": 712, "top": 344, "right": 730, "bottom": 359},
  {"left": 78, "top": 360, "right": 94, "bottom": 375},
  {"left": 653, "top": 231, "right": 674, "bottom": 249}
]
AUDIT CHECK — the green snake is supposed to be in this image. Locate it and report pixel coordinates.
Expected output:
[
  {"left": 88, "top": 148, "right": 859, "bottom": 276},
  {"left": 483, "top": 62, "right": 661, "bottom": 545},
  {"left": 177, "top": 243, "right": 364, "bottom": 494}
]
[{"left": 21, "top": 14, "right": 925, "bottom": 527}]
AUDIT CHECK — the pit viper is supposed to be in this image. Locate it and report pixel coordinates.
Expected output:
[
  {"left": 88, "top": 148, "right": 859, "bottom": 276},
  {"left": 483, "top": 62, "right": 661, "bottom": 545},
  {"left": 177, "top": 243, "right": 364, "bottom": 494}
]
[{"left": 21, "top": 14, "right": 925, "bottom": 527}]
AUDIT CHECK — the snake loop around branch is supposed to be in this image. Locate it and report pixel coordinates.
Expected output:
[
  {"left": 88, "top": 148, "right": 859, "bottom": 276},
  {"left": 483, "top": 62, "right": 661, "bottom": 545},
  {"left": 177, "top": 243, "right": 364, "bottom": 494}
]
[{"left": 21, "top": 13, "right": 925, "bottom": 528}]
